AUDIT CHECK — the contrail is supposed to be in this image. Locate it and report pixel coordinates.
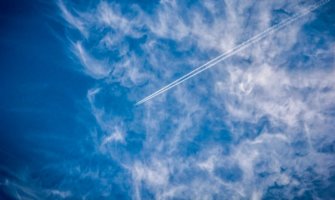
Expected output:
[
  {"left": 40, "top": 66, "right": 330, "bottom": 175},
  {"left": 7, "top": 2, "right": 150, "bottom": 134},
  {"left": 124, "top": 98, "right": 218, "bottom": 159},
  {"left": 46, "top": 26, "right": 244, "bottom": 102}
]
[{"left": 136, "top": 0, "right": 330, "bottom": 105}]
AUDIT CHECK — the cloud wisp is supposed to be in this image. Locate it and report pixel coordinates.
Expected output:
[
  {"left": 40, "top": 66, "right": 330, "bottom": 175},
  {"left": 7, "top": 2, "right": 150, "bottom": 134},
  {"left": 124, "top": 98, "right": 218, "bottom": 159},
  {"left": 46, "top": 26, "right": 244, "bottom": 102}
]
[
  {"left": 56, "top": 0, "right": 335, "bottom": 199},
  {"left": 135, "top": 0, "right": 330, "bottom": 105}
]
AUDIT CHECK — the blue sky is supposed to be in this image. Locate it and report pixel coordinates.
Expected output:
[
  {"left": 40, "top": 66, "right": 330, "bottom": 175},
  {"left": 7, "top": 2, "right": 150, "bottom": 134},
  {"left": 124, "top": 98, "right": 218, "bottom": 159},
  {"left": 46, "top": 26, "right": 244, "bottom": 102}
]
[{"left": 0, "top": 0, "right": 335, "bottom": 199}]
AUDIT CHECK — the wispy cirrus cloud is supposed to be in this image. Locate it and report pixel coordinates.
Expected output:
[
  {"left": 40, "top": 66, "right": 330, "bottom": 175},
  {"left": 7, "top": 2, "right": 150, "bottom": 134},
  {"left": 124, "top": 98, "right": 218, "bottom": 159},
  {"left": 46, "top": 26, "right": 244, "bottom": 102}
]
[{"left": 56, "top": 0, "right": 335, "bottom": 199}]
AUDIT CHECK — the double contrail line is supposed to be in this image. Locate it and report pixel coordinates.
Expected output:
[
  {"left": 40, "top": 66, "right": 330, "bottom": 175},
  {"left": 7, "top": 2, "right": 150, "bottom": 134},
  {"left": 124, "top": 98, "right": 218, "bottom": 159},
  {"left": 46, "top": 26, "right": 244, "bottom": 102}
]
[{"left": 136, "top": 0, "right": 330, "bottom": 105}]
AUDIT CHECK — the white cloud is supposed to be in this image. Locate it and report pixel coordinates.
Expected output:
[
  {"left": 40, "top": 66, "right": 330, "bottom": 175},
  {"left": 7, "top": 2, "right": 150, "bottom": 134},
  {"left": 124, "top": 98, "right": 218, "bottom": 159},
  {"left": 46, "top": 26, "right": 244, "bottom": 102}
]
[
  {"left": 59, "top": 0, "right": 335, "bottom": 199},
  {"left": 73, "top": 42, "right": 111, "bottom": 79},
  {"left": 48, "top": 189, "right": 72, "bottom": 199},
  {"left": 58, "top": 0, "right": 87, "bottom": 36}
]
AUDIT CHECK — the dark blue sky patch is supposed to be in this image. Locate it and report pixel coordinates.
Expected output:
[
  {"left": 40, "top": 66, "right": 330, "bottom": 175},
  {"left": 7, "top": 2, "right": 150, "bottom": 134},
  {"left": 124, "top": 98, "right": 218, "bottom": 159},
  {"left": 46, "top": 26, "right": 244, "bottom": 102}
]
[
  {"left": 93, "top": 83, "right": 133, "bottom": 118},
  {"left": 214, "top": 164, "right": 243, "bottom": 182}
]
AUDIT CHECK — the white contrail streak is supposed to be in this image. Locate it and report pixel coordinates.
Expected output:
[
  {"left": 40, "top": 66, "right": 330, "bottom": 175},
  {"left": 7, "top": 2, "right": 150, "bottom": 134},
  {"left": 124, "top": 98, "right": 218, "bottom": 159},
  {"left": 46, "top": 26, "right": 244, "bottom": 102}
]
[{"left": 136, "top": 0, "right": 330, "bottom": 105}]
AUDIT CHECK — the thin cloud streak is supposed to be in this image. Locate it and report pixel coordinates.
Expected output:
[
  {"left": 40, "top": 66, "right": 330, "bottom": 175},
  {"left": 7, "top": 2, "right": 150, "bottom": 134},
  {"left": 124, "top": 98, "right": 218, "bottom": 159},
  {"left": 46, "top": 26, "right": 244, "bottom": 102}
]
[{"left": 136, "top": 0, "right": 330, "bottom": 105}]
